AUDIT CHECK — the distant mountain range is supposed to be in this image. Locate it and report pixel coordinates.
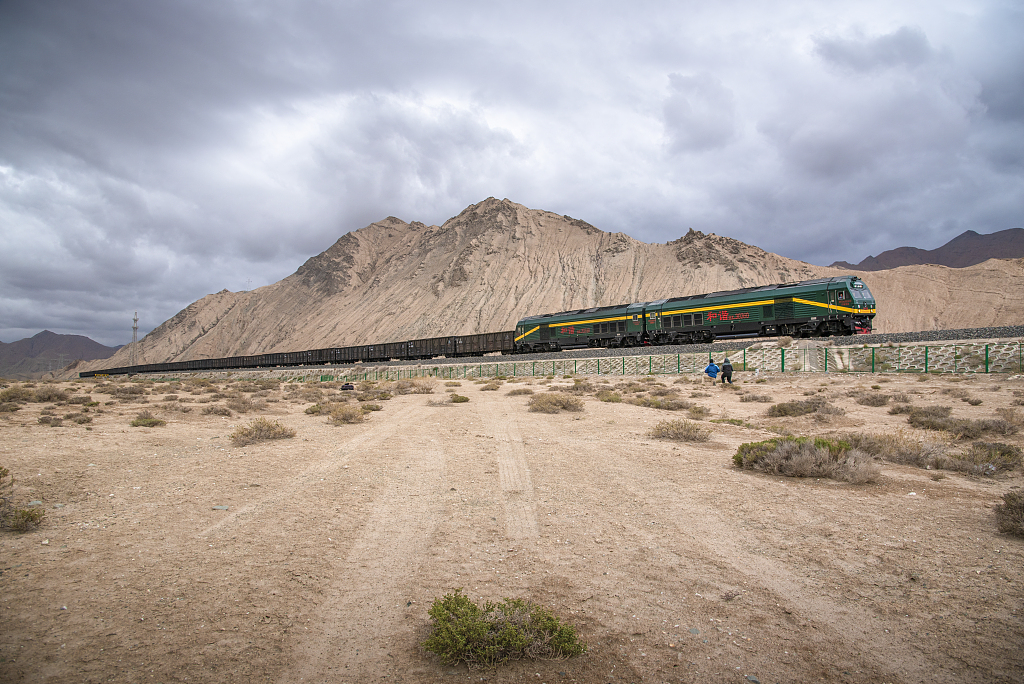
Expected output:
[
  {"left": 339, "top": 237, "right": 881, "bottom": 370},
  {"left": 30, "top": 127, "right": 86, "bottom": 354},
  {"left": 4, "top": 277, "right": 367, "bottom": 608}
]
[
  {"left": 0, "top": 330, "right": 120, "bottom": 380},
  {"left": 830, "top": 228, "right": 1024, "bottom": 271}
]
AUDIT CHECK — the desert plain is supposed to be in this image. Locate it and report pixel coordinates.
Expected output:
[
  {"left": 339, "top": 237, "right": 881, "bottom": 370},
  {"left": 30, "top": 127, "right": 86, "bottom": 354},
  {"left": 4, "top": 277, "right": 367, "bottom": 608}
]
[{"left": 1, "top": 369, "right": 1022, "bottom": 684}]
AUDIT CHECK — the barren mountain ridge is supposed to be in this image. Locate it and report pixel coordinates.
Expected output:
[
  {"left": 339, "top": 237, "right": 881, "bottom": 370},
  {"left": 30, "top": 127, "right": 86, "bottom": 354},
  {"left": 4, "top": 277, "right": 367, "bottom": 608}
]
[{"left": 76, "top": 198, "right": 1024, "bottom": 373}]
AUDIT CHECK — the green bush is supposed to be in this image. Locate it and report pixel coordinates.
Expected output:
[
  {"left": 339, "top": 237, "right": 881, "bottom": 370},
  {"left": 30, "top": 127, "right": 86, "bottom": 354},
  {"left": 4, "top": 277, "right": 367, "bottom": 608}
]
[
  {"left": 130, "top": 410, "right": 165, "bottom": 427},
  {"left": 649, "top": 419, "right": 712, "bottom": 442},
  {"left": 231, "top": 417, "right": 297, "bottom": 445},
  {"left": 450, "top": 394, "right": 470, "bottom": 403},
  {"left": 304, "top": 404, "right": 323, "bottom": 415},
  {"left": 995, "top": 491, "right": 1024, "bottom": 537},
  {"left": 528, "top": 393, "right": 584, "bottom": 414},
  {"left": 733, "top": 436, "right": 879, "bottom": 484},
  {"left": 422, "top": 589, "right": 586, "bottom": 668}
]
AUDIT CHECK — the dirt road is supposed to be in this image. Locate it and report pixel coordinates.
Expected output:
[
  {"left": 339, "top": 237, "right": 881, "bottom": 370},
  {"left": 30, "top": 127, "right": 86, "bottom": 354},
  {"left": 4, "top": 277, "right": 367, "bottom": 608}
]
[{"left": 1, "top": 372, "right": 1022, "bottom": 683}]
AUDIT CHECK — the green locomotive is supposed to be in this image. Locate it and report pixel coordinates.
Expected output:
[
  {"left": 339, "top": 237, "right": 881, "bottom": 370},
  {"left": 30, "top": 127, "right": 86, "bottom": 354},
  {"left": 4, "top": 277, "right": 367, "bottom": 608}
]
[{"left": 513, "top": 276, "right": 875, "bottom": 353}]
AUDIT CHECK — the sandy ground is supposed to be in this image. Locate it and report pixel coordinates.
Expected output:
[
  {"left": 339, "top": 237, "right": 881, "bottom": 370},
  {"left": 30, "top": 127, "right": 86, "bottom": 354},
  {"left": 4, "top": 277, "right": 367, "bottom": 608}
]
[{"left": 1, "top": 371, "right": 1023, "bottom": 684}]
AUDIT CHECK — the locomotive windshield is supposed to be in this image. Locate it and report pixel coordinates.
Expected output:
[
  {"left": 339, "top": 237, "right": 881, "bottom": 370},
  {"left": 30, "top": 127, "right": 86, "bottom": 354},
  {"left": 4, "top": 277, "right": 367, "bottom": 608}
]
[{"left": 850, "top": 286, "right": 873, "bottom": 300}]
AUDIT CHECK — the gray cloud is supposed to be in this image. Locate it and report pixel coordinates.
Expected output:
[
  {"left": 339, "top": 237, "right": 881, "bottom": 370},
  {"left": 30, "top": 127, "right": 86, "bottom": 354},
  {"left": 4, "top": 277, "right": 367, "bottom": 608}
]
[{"left": 1, "top": 0, "right": 1022, "bottom": 345}]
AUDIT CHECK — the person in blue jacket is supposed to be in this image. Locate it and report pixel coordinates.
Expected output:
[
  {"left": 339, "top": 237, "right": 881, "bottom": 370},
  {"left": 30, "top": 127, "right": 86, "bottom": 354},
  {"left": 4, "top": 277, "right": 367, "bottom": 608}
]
[{"left": 704, "top": 359, "right": 720, "bottom": 381}]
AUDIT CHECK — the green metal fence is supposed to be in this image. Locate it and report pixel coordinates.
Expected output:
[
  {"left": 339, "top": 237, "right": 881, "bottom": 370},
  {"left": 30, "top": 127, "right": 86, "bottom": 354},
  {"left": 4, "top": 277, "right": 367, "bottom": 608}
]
[
  {"left": 319, "top": 341, "right": 1024, "bottom": 382},
  {"left": 149, "top": 341, "right": 1023, "bottom": 382}
]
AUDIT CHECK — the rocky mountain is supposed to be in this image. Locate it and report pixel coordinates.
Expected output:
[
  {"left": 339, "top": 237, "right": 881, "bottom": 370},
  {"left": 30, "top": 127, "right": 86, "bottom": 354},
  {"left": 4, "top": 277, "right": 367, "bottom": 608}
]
[
  {"left": 74, "top": 199, "right": 1024, "bottom": 374},
  {"left": 1, "top": 330, "right": 119, "bottom": 380},
  {"left": 830, "top": 228, "right": 1024, "bottom": 270}
]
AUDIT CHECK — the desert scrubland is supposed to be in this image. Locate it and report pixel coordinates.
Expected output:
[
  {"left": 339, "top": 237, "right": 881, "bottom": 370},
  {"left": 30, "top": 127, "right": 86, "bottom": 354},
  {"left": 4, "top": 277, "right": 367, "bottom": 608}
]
[{"left": 1, "top": 370, "right": 1023, "bottom": 683}]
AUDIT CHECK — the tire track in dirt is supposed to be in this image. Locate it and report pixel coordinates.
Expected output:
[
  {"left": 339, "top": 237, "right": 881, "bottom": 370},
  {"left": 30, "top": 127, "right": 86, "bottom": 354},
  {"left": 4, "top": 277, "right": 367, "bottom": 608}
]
[
  {"left": 197, "top": 403, "right": 418, "bottom": 539},
  {"left": 600, "top": 455, "right": 965, "bottom": 684},
  {"left": 478, "top": 395, "right": 538, "bottom": 540},
  {"left": 277, "top": 403, "right": 448, "bottom": 683}
]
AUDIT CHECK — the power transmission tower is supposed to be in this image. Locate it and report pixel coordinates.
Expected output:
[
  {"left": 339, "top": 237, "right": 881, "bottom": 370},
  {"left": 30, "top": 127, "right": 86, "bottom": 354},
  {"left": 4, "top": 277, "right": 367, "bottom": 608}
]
[{"left": 131, "top": 312, "right": 138, "bottom": 367}]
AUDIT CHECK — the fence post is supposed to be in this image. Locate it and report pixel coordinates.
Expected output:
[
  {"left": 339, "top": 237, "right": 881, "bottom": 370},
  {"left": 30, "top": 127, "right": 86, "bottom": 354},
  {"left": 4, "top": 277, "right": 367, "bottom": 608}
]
[
  {"left": 824, "top": 349, "right": 828, "bottom": 373},
  {"left": 924, "top": 346, "right": 929, "bottom": 374},
  {"left": 649, "top": 356, "right": 652, "bottom": 374},
  {"left": 985, "top": 344, "right": 989, "bottom": 373},
  {"left": 622, "top": 356, "right": 625, "bottom": 375},
  {"left": 871, "top": 347, "right": 875, "bottom": 373},
  {"left": 575, "top": 360, "right": 577, "bottom": 375},
  {"left": 677, "top": 353, "right": 680, "bottom": 374},
  {"left": 597, "top": 359, "right": 600, "bottom": 374},
  {"left": 781, "top": 348, "right": 785, "bottom": 373}
]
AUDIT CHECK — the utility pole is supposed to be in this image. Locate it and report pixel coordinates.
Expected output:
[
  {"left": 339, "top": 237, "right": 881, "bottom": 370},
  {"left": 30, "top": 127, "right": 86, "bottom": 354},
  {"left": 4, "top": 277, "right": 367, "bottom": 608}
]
[{"left": 131, "top": 312, "right": 138, "bottom": 367}]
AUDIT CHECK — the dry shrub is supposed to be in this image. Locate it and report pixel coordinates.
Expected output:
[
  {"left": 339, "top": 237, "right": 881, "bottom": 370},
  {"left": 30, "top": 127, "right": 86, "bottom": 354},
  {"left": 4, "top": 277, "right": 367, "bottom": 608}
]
[
  {"left": 995, "top": 407, "right": 1024, "bottom": 428},
  {"left": 766, "top": 397, "right": 827, "bottom": 417},
  {"left": 892, "top": 392, "right": 912, "bottom": 403},
  {"left": 648, "top": 419, "right": 711, "bottom": 442},
  {"left": 68, "top": 394, "right": 93, "bottom": 405},
  {"left": 855, "top": 393, "right": 890, "bottom": 407},
  {"left": 304, "top": 404, "right": 323, "bottom": 415},
  {"left": 905, "top": 406, "right": 1017, "bottom": 440},
  {"left": 37, "top": 416, "right": 63, "bottom": 427},
  {"left": 965, "top": 398, "right": 983, "bottom": 406},
  {"left": 357, "top": 390, "right": 392, "bottom": 402},
  {"left": 945, "top": 442, "right": 1023, "bottom": 476},
  {"left": 109, "top": 384, "right": 147, "bottom": 399},
  {"left": 328, "top": 403, "right": 366, "bottom": 424},
  {"left": 445, "top": 381, "right": 462, "bottom": 387},
  {"left": 450, "top": 394, "right": 470, "bottom": 403},
  {"left": 776, "top": 336, "right": 793, "bottom": 347},
  {"left": 740, "top": 394, "right": 772, "bottom": 403},
  {"left": 130, "top": 410, "right": 165, "bottom": 428},
  {"left": 942, "top": 387, "right": 971, "bottom": 399},
  {"left": 226, "top": 397, "right": 266, "bottom": 413},
  {"left": 843, "top": 432, "right": 950, "bottom": 468},
  {"left": 231, "top": 417, "right": 296, "bottom": 445},
  {"left": 812, "top": 403, "right": 846, "bottom": 423},
  {"left": 0, "top": 403, "right": 21, "bottom": 413},
  {"left": 687, "top": 405, "right": 710, "bottom": 420},
  {"left": 0, "top": 467, "right": 45, "bottom": 532},
  {"left": 202, "top": 405, "right": 232, "bottom": 416},
  {"left": 390, "top": 378, "right": 438, "bottom": 395},
  {"left": 994, "top": 491, "right": 1024, "bottom": 537},
  {"left": 561, "top": 380, "right": 595, "bottom": 394},
  {"left": 481, "top": 382, "right": 501, "bottom": 391},
  {"left": 528, "top": 393, "right": 584, "bottom": 414},
  {"left": 362, "top": 403, "right": 383, "bottom": 412},
  {"left": 595, "top": 390, "right": 621, "bottom": 403},
  {"left": 734, "top": 437, "right": 879, "bottom": 484},
  {"left": 507, "top": 388, "right": 534, "bottom": 396},
  {"left": 33, "top": 386, "right": 69, "bottom": 403},
  {"left": 625, "top": 396, "right": 691, "bottom": 411},
  {"left": 649, "top": 387, "right": 679, "bottom": 397},
  {"left": 162, "top": 394, "right": 179, "bottom": 401},
  {"left": 0, "top": 386, "right": 34, "bottom": 403}
]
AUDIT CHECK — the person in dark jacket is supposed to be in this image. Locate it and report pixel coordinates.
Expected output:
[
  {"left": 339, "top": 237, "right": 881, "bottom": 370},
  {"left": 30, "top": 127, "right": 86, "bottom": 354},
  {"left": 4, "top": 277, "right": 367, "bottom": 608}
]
[{"left": 721, "top": 357, "right": 733, "bottom": 384}]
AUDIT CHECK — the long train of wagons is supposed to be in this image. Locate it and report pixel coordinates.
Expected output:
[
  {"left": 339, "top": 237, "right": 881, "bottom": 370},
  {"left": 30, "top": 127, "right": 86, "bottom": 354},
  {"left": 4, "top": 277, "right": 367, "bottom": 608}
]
[{"left": 79, "top": 275, "right": 876, "bottom": 377}]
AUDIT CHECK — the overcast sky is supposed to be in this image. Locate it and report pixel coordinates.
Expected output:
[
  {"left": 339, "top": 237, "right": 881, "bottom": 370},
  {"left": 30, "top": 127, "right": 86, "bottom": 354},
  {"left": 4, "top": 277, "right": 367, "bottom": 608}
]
[{"left": 2, "top": 0, "right": 1022, "bottom": 346}]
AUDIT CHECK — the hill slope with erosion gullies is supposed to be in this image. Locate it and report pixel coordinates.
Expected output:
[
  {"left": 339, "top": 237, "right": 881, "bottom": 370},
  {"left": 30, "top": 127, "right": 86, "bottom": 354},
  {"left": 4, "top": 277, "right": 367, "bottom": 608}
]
[{"left": 73, "top": 199, "right": 1024, "bottom": 374}]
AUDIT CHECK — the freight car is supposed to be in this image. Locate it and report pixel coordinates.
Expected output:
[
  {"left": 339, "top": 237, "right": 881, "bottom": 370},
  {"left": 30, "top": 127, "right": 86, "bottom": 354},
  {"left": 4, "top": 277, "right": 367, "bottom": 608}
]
[
  {"left": 513, "top": 276, "right": 875, "bottom": 353},
  {"left": 78, "top": 331, "right": 515, "bottom": 377}
]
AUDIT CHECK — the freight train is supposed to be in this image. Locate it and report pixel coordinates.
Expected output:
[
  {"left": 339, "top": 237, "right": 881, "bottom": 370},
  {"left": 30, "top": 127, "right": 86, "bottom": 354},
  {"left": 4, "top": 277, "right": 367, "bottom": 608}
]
[{"left": 79, "top": 276, "right": 874, "bottom": 377}]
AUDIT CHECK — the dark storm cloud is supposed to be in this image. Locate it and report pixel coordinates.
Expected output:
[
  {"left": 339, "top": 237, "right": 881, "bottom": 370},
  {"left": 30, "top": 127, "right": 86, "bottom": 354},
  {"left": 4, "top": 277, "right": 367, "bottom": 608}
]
[{"left": 1, "top": 0, "right": 1022, "bottom": 345}]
